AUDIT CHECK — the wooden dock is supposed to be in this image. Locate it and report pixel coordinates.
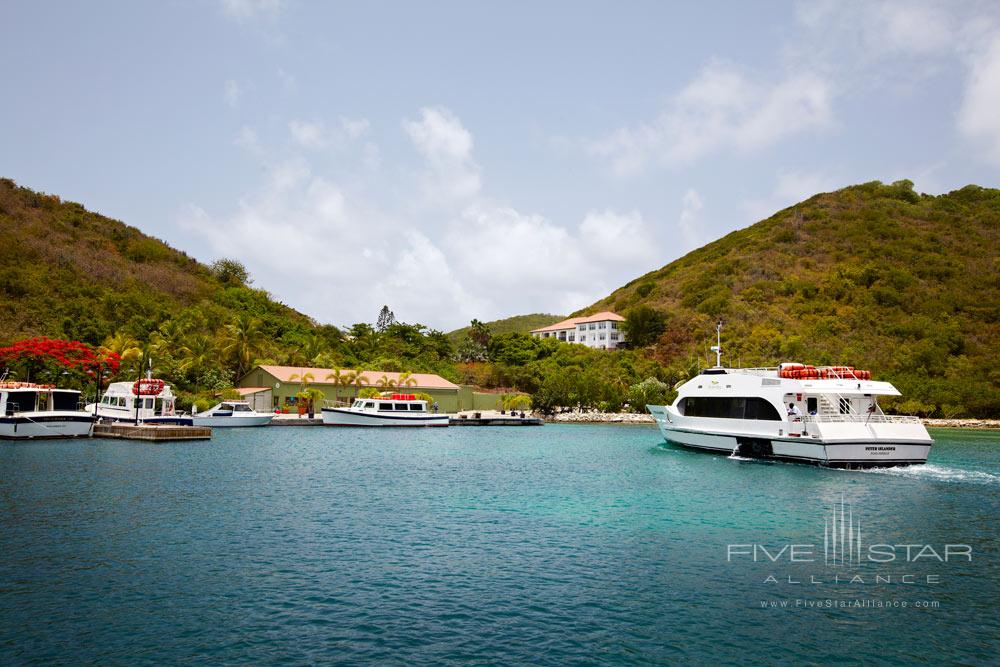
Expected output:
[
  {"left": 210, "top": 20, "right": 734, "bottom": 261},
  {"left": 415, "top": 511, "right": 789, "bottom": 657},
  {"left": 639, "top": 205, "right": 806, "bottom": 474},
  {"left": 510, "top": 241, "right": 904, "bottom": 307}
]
[{"left": 93, "top": 423, "right": 212, "bottom": 441}]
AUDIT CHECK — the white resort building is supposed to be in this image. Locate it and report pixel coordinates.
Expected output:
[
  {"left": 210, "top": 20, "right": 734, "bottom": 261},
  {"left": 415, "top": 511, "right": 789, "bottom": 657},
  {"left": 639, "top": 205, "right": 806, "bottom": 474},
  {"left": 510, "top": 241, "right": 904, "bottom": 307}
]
[{"left": 530, "top": 311, "right": 626, "bottom": 349}]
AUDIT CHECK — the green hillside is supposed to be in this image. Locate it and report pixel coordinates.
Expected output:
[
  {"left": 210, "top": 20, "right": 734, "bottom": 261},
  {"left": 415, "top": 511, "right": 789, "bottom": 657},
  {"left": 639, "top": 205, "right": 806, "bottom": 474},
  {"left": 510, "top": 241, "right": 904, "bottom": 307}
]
[
  {"left": 579, "top": 180, "right": 1000, "bottom": 417},
  {"left": 0, "top": 179, "right": 454, "bottom": 403},
  {"left": 446, "top": 313, "right": 564, "bottom": 346}
]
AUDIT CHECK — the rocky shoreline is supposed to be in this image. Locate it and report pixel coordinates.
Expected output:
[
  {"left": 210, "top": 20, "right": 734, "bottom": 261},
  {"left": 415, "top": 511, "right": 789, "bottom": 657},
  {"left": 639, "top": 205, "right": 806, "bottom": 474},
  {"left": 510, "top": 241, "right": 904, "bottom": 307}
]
[{"left": 546, "top": 412, "right": 1000, "bottom": 429}]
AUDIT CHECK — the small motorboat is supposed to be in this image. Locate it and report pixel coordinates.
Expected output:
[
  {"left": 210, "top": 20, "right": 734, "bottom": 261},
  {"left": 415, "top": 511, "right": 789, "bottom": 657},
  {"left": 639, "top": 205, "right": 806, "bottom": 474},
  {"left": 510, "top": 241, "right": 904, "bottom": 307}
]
[
  {"left": 321, "top": 393, "right": 449, "bottom": 427},
  {"left": 192, "top": 400, "right": 274, "bottom": 427}
]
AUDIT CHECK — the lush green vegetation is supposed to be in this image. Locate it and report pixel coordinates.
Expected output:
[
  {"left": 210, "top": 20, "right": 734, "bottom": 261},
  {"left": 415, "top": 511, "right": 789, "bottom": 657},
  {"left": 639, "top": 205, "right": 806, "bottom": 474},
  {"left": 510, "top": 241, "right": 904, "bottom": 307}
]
[
  {"left": 580, "top": 180, "right": 1000, "bottom": 417},
  {"left": 446, "top": 313, "right": 564, "bottom": 347},
  {"left": 3, "top": 178, "right": 996, "bottom": 417}
]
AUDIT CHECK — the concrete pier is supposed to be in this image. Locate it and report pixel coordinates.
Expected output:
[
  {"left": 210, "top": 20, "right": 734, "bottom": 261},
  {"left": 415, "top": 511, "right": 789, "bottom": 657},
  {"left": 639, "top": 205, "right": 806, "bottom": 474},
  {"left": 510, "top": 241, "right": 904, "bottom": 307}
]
[{"left": 93, "top": 423, "right": 212, "bottom": 441}]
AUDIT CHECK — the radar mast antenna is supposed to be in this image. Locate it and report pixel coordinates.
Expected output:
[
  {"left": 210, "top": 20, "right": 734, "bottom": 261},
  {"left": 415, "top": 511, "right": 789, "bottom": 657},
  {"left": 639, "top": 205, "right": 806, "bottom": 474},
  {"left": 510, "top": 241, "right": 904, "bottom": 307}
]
[{"left": 710, "top": 321, "right": 723, "bottom": 368}]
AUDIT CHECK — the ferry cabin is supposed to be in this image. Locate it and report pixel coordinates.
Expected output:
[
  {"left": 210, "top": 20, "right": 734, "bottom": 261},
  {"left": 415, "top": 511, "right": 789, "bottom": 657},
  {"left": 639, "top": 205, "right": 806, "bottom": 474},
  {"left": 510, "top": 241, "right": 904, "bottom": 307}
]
[{"left": 0, "top": 384, "right": 93, "bottom": 439}]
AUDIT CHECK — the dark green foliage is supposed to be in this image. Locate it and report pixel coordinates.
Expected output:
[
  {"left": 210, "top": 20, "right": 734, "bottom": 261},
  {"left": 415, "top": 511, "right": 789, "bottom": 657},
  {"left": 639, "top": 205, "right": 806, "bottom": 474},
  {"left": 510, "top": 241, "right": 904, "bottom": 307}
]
[
  {"left": 211, "top": 258, "right": 252, "bottom": 287},
  {"left": 623, "top": 305, "right": 667, "bottom": 347}
]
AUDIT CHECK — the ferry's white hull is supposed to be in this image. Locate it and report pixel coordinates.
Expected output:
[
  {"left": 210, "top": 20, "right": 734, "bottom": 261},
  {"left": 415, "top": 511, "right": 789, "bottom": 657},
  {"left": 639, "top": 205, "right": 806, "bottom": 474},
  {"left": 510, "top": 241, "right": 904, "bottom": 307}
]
[
  {"left": 0, "top": 412, "right": 94, "bottom": 439},
  {"left": 86, "top": 406, "right": 193, "bottom": 426},
  {"left": 192, "top": 414, "right": 274, "bottom": 427},
  {"left": 321, "top": 407, "right": 449, "bottom": 427},
  {"left": 648, "top": 407, "right": 931, "bottom": 468}
]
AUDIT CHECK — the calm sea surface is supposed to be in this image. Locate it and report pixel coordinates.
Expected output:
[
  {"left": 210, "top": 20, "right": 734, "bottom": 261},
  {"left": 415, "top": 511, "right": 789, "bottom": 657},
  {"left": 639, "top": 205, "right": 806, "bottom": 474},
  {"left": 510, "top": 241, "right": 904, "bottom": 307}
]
[{"left": 1, "top": 425, "right": 998, "bottom": 665}]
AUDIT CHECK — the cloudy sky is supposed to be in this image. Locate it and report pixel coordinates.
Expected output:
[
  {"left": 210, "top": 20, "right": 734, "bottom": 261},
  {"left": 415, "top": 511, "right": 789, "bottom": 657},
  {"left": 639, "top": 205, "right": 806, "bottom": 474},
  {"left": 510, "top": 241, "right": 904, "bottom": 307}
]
[{"left": 2, "top": 1, "right": 999, "bottom": 330}]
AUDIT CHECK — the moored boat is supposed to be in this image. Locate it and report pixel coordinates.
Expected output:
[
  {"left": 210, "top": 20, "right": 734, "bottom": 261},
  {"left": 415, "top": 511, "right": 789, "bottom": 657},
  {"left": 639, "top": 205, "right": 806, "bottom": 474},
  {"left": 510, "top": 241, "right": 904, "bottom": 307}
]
[
  {"left": 321, "top": 393, "right": 449, "bottom": 427},
  {"left": 192, "top": 400, "right": 274, "bottom": 427},
  {"left": 85, "top": 378, "right": 192, "bottom": 426},
  {"left": 0, "top": 381, "right": 94, "bottom": 439}
]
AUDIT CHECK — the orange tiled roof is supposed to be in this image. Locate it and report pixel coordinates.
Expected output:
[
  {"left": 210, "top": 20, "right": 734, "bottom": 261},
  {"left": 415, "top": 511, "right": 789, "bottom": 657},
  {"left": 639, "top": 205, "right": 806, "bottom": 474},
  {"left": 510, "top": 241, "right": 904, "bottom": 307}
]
[
  {"left": 253, "top": 365, "right": 460, "bottom": 390},
  {"left": 530, "top": 311, "right": 625, "bottom": 333}
]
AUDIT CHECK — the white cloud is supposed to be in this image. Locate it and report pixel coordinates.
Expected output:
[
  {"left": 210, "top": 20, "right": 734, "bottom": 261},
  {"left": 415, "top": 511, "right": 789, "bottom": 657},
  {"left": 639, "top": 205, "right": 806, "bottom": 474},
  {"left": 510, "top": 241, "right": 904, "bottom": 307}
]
[
  {"left": 444, "top": 203, "right": 662, "bottom": 317},
  {"left": 958, "top": 36, "right": 1000, "bottom": 165},
  {"left": 184, "top": 107, "right": 664, "bottom": 328},
  {"left": 221, "top": 0, "right": 286, "bottom": 22},
  {"left": 223, "top": 79, "right": 245, "bottom": 107},
  {"left": 677, "top": 189, "right": 704, "bottom": 252},
  {"left": 234, "top": 125, "right": 263, "bottom": 155},
  {"left": 403, "top": 107, "right": 482, "bottom": 203},
  {"left": 288, "top": 117, "right": 370, "bottom": 151},
  {"left": 742, "top": 171, "right": 838, "bottom": 223},
  {"left": 589, "top": 62, "right": 832, "bottom": 175}
]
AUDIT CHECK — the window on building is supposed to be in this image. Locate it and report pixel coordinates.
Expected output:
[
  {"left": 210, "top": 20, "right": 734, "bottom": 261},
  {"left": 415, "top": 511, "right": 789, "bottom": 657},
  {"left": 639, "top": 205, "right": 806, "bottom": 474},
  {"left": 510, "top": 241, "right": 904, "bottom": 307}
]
[
  {"left": 599, "top": 333, "right": 606, "bottom": 340},
  {"left": 580, "top": 335, "right": 586, "bottom": 342},
  {"left": 599, "top": 322, "right": 606, "bottom": 329},
  {"left": 569, "top": 335, "right": 575, "bottom": 342},
  {"left": 610, "top": 333, "right": 619, "bottom": 341},
  {"left": 589, "top": 323, "right": 595, "bottom": 330},
  {"left": 611, "top": 322, "right": 618, "bottom": 329}
]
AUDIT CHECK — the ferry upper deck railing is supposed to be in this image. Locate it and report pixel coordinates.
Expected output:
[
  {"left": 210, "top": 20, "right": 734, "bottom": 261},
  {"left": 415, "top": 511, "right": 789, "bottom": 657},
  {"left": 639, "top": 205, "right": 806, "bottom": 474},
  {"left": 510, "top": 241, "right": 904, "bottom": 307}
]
[{"left": 801, "top": 413, "right": 922, "bottom": 425}]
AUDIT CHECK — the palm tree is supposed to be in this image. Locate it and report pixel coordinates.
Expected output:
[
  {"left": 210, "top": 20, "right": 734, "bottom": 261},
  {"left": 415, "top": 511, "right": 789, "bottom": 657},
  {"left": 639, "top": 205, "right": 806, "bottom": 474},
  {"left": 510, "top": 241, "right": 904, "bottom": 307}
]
[
  {"left": 289, "top": 371, "right": 318, "bottom": 416},
  {"left": 222, "top": 314, "right": 264, "bottom": 379},
  {"left": 326, "top": 369, "right": 346, "bottom": 405},
  {"left": 179, "top": 334, "right": 214, "bottom": 394}
]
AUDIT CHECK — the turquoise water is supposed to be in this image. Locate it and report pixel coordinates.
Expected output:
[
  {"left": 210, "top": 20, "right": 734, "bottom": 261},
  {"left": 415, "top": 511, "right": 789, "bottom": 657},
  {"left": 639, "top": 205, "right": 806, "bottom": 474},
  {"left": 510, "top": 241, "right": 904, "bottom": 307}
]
[{"left": 1, "top": 425, "right": 997, "bottom": 664}]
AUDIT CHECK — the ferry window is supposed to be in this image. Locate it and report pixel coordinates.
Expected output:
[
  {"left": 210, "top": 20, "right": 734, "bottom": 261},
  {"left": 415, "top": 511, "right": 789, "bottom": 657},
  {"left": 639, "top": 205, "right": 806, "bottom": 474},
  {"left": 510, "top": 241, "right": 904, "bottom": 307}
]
[
  {"left": 365, "top": 402, "right": 376, "bottom": 409},
  {"left": 101, "top": 395, "right": 111, "bottom": 404},
  {"left": 839, "top": 398, "right": 851, "bottom": 414},
  {"left": 744, "top": 398, "right": 781, "bottom": 421},
  {"left": 409, "top": 404, "right": 423, "bottom": 411},
  {"left": 144, "top": 398, "right": 154, "bottom": 410},
  {"left": 378, "top": 403, "right": 392, "bottom": 411},
  {"left": 234, "top": 404, "right": 251, "bottom": 412},
  {"left": 53, "top": 392, "right": 78, "bottom": 411},
  {"left": 395, "top": 404, "right": 409, "bottom": 411},
  {"left": 681, "top": 396, "right": 779, "bottom": 420},
  {"left": 7, "top": 392, "right": 37, "bottom": 413},
  {"left": 117, "top": 397, "right": 126, "bottom": 407},
  {"left": 807, "top": 397, "right": 818, "bottom": 414}
]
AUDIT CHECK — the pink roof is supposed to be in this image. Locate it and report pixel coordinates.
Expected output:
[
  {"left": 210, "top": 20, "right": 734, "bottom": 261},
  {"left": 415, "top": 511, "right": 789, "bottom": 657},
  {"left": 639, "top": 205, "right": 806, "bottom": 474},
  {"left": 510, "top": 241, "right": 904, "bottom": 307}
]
[
  {"left": 530, "top": 311, "right": 625, "bottom": 333},
  {"left": 254, "top": 365, "right": 460, "bottom": 390},
  {"left": 237, "top": 387, "right": 270, "bottom": 396}
]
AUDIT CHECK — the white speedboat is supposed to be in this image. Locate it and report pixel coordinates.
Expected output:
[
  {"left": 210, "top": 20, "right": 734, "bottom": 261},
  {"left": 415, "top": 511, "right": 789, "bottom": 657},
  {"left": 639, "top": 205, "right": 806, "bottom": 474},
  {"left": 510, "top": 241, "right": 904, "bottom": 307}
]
[
  {"left": 86, "top": 378, "right": 192, "bottom": 426},
  {"left": 192, "top": 400, "right": 274, "bottom": 427},
  {"left": 321, "top": 394, "right": 449, "bottom": 427},
  {"left": 0, "top": 381, "right": 94, "bottom": 439},
  {"left": 646, "top": 326, "right": 932, "bottom": 468}
]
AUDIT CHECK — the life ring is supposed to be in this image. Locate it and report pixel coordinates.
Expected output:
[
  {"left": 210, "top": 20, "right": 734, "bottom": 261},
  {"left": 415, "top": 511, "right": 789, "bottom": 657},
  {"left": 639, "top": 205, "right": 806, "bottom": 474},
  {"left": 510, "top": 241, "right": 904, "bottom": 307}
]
[{"left": 132, "top": 378, "right": 165, "bottom": 396}]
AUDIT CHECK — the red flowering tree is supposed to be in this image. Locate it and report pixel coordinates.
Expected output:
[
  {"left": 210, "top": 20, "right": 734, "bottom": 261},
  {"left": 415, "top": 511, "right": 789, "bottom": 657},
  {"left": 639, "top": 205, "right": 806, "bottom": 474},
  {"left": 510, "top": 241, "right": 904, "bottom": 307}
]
[{"left": 0, "top": 337, "right": 122, "bottom": 387}]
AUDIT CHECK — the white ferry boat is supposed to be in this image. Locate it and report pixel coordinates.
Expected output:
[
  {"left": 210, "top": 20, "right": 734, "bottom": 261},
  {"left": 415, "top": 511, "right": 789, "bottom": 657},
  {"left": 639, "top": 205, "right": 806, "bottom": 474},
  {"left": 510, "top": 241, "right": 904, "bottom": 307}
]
[
  {"left": 192, "top": 400, "right": 274, "bottom": 427},
  {"left": 86, "top": 378, "right": 193, "bottom": 426},
  {"left": 321, "top": 393, "right": 449, "bottom": 427},
  {"left": 0, "top": 381, "right": 94, "bottom": 439},
  {"left": 646, "top": 327, "right": 932, "bottom": 468}
]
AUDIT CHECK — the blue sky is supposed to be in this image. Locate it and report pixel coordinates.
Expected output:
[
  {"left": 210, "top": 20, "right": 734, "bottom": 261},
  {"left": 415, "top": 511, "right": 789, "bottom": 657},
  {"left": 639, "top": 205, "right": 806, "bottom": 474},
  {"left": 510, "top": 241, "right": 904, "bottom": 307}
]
[{"left": 2, "top": 1, "right": 998, "bottom": 330}]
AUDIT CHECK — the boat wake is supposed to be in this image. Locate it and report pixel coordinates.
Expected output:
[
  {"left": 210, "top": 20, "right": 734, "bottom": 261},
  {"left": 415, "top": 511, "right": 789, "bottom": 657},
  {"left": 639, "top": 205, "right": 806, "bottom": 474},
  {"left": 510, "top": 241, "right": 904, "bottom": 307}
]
[{"left": 858, "top": 464, "right": 1000, "bottom": 486}]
